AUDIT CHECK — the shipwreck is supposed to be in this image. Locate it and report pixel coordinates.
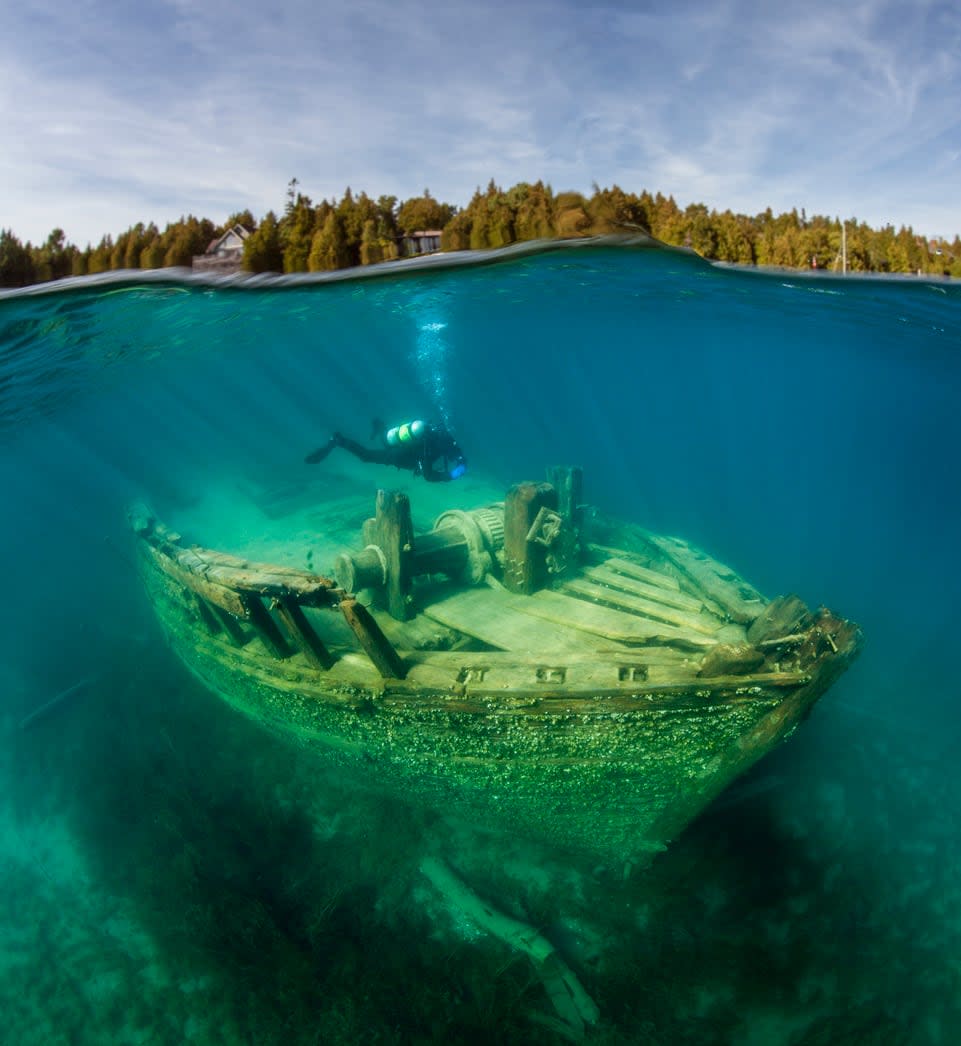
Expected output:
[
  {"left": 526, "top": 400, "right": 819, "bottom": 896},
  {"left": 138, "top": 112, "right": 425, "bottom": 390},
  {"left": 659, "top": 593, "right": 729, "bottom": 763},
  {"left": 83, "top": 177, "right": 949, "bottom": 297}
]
[{"left": 130, "top": 466, "right": 861, "bottom": 867}]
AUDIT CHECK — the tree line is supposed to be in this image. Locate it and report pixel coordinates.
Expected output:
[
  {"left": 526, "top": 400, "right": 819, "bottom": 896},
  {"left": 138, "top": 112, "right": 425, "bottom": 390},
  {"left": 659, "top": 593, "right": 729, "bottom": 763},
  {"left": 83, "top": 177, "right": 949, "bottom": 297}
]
[{"left": 2, "top": 178, "right": 959, "bottom": 288}]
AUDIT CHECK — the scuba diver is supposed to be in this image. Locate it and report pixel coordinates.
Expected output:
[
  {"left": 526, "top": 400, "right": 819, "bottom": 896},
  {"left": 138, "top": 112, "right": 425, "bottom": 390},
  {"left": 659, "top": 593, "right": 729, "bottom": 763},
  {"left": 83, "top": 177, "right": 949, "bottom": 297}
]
[{"left": 305, "top": 418, "right": 467, "bottom": 483}]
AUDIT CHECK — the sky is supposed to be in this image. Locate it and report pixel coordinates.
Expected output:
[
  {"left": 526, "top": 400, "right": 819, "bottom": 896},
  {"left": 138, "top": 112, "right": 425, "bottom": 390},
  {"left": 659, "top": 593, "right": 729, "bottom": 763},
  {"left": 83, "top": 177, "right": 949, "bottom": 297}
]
[{"left": 2, "top": 0, "right": 960, "bottom": 247}]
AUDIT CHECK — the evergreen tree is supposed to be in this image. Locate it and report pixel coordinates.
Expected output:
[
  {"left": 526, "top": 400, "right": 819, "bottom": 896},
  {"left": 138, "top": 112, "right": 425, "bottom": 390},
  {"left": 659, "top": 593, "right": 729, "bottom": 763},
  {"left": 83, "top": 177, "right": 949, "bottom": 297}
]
[
  {"left": 140, "top": 234, "right": 165, "bottom": 270},
  {"left": 396, "top": 189, "right": 455, "bottom": 233},
  {"left": 32, "top": 228, "right": 74, "bottom": 282},
  {"left": 441, "top": 211, "right": 472, "bottom": 251},
  {"left": 243, "top": 211, "right": 284, "bottom": 272},
  {"left": 308, "top": 212, "right": 350, "bottom": 271},
  {"left": 222, "top": 209, "right": 256, "bottom": 233},
  {"left": 0, "top": 229, "right": 35, "bottom": 286},
  {"left": 553, "top": 192, "right": 592, "bottom": 237},
  {"left": 87, "top": 235, "right": 113, "bottom": 274},
  {"left": 587, "top": 183, "right": 649, "bottom": 233},
  {"left": 280, "top": 190, "right": 316, "bottom": 273},
  {"left": 512, "top": 181, "right": 555, "bottom": 241}
]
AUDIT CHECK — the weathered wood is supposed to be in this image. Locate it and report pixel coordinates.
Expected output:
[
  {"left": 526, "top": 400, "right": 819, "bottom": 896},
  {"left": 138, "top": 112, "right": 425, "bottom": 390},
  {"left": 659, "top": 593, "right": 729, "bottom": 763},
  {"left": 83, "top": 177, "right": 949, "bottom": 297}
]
[
  {"left": 148, "top": 545, "right": 249, "bottom": 618},
  {"left": 423, "top": 585, "right": 632, "bottom": 653},
  {"left": 503, "top": 482, "right": 557, "bottom": 594},
  {"left": 515, "top": 589, "right": 717, "bottom": 650},
  {"left": 192, "top": 594, "right": 223, "bottom": 636},
  {"left": 212, "top": 605, "right": 248, "bottom": 646},
  {"left": 273, "top": 598, "right": 336, "bottom": 670},
  {"left": 367, "top": 490, "right": 415, "bottom": 620},
  {"left": 340, "top": 597, "right": 407, "bottom": 679},
  {"left": 147, "top": 542, "right": 339, "bottom": 609},
  {"left": 411, "top": 527, "right": 471, "bottom": 577},
  {"left": 645, "top": 535, "right": 766, "bottom": 624},
  {"left": 582, "top": 564, "right": 704, "bottom": 612},
  {"left": 334, "top": 544, "right": 386, "bottom": 593},
  {"left": 547, "top": 465, "right": 583, "bottom": 532},
  {"left": 545, "top": 466, "right": 583, "bottom": 576},
  {"left": 241, "top": 594, "right": 291, "bottom": 659},
  {"left": 132, "top": 486, "right": 863, "bottom": 870},
  {"left": 747, "top": 594, "right": 812, "bottom": 645},
  {"left": 697, "top": 643, "right": 766, "bottom": 677},
  {"left": 590, "top": 553, "right": 682, "bottom": 591},
  {"left": 562, "top": 578, "right": 721, "bottom": 635}
]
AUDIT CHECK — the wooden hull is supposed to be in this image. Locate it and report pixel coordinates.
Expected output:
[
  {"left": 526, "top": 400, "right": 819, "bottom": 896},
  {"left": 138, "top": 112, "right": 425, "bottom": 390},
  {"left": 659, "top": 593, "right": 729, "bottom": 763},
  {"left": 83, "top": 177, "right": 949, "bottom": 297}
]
[{"left": 138, "top": 488, "right": 861, "bottom": 864}]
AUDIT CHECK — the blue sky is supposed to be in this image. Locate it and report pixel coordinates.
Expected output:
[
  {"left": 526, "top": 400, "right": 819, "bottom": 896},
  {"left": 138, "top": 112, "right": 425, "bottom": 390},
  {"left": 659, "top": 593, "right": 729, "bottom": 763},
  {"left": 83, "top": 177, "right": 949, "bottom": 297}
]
[{"left": 2, "top": 0, "right": 960, "bottom": 246}]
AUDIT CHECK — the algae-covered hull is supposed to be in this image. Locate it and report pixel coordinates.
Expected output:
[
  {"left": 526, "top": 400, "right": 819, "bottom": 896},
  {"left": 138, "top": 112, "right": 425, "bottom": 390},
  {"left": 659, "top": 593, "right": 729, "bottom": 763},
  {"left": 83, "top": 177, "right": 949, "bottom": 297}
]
[{"left": 133, "top": 470, "right": 861, "bottom": 865}]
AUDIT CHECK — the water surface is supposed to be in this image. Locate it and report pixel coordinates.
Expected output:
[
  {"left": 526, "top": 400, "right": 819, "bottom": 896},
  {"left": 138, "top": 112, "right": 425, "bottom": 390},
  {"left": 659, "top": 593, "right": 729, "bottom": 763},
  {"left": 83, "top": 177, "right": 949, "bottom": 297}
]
[{"left": 1, "top": 244, "right": 958, "bottom": 1044}]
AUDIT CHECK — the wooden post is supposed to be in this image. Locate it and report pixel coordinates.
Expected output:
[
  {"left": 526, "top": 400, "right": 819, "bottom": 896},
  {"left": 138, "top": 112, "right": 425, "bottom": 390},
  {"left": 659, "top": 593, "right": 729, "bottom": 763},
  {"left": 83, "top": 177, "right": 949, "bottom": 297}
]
[
  {"left": 544, "top": 466, "right": 583, "bottom": 577},
  {"left": 241, "top": 594, "right": 290, "bottom": 659},
  {"left": 273, "top": 597, "right": 336, "bottom": 670},
  {"left": 366, "top": 490, "right": 415, "bottom": 620},
  {"left": 547, "top": 466, "right": 583, "bottom": 535},
  {"left": 503, "top": 482, "right": 557, "bottom": 594},
  {"left": 340, "top": 598, "right": 407, "bottom": 679}
]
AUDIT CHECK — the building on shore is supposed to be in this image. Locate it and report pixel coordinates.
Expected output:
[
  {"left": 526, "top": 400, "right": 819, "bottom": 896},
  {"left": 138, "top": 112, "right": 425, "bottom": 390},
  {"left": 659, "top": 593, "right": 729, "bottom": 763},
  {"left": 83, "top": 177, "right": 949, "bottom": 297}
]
[
  {"left": 401, "top": 230, "right": 443, "bottom": 256},
  {"left": 192, "top": 225, "right": 251, "bottom": 274}
]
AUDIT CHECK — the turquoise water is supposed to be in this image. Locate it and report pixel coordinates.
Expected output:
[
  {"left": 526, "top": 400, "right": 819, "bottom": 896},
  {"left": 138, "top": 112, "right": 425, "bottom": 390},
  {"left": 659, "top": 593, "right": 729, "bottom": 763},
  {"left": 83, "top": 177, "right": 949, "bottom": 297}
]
[{"left": 1, "top": 243, "right": 959, "bottom": 1044}]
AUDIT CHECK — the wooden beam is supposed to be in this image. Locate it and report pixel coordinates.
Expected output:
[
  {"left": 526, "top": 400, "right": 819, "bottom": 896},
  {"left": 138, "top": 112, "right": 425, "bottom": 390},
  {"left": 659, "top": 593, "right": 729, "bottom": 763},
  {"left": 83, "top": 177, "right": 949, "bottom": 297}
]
[
  {"left": 340, "top": 598, "right": 407, "bottom": 679},
  {"left": 645, "top": 535, "right": 766, "bottom": 624},
  {"left": 192, "top": 593, "right": 223, "bottom": 636},
  {"left": 503, "top": 481, "right": 557, "bottom": 594},
  {"left": 148, "top": 545, "right": 247, "bottom": 618},
  {"left": 211, "top": 605, "right": 247, "bottom": 646},
  {"left": 546, "top": 465, "right": 583, "bottom": 533},
  {"left": 241, "top": 594, "right": 291, "bottom": 659},
  {"left": 579, "top": 564, "right": 704, "bottom": 613},
  {"left": 562, "top": 578, "right": 720, "bottom": 635},
  {"left": 593, "top": 555, "right": 681, "bottom": 592},
  {"left": 273, "top": 598, "right": 336, "bottom": 670},
  {"left": 362, "top": 490, "right": 415, "bottom": 620}
]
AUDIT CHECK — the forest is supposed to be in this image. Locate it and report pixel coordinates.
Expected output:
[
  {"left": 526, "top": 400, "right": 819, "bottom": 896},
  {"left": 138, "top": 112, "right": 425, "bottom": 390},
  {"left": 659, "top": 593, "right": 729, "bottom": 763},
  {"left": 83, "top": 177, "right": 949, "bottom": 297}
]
[{"left": 2, "top": 178, "right": 959, "bottom": 288}]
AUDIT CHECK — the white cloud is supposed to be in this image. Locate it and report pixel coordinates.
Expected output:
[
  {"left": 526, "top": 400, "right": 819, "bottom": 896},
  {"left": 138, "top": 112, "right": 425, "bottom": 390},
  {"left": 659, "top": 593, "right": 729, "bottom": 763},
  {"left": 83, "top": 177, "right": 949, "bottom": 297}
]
[{"left": 1, "top": 0, "right": 959, "bottom": 246}]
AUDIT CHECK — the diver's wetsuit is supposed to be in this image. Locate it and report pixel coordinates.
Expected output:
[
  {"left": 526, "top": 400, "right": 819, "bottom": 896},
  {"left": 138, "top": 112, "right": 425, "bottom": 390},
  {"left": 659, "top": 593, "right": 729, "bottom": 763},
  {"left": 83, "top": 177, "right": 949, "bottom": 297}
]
[{"left": 305, "top": 424, "right": 467, "bottom": 482}]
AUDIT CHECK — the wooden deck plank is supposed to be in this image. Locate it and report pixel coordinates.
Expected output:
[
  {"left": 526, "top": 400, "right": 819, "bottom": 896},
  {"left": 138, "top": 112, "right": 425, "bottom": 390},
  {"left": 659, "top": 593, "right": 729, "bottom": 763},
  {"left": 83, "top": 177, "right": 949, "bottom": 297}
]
[
  {"left": 562, "top": 578, "right": 721, "bottom": 635},
  {"left": 514, "top": 589, "right": 717, "bottom": 650},
  {"left": 423, "top": 586, "right": 632, "bottom": 654},
  {"left": 598, "top": 555, "right": 682, "bottom": 592},
  {"left": 584, "top": 564, "right": 705, "bottom": 613},
  {"left": 646, "top": 535, "right": 767, "bottom": 624}
]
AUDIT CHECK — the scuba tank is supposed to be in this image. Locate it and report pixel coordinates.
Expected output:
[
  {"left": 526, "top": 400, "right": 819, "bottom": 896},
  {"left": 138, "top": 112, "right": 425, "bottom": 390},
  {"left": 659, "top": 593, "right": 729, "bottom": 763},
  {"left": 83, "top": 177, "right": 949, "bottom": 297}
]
[{"left": 385, "top": 419, "right": 427, "bottom": 446}]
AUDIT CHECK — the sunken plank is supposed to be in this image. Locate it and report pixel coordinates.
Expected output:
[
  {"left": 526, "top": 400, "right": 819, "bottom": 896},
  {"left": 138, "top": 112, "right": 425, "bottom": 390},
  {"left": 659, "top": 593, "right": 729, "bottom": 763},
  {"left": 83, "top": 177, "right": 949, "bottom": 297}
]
[
  {"left": 599, "top": 555, "right": 682, "bottom": 592},
  {"left": 147, "top": 545, "right": 248, "bottom": 619},
  {"left": 170, "top": 547, "right": 340, "bottom": 607},
  {"left": 514, "top": 589, "right": 717, "bottom": 650},
  {"left": 645, "top": 535, "right": 766, "bottom": 625},
  {"left": 562, "top": 578, "right": 720, "bottom": 635},
  {"left": 583, "top": 564, "right": 705, "bottom": 613},
  {"left": 423, "top": 586, "right": 631, "bottom": 654}
]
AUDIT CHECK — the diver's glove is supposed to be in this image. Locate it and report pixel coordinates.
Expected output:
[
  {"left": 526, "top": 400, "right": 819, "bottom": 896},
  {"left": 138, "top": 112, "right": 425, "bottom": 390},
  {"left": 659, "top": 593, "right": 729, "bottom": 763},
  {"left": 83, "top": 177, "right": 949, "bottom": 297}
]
[{"left": 304, "top": 436, "right": 337, "bottom": 464}]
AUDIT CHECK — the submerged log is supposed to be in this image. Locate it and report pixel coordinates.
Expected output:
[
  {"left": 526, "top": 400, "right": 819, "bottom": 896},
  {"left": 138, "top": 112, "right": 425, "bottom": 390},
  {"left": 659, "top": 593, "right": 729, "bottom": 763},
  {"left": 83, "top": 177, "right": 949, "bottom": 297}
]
[
  {"left": 420, "top": 856, "right": 598, "bottom": 1040},
  {"left": 19, "top": 677, "right": 96, "bottom": 731}
]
